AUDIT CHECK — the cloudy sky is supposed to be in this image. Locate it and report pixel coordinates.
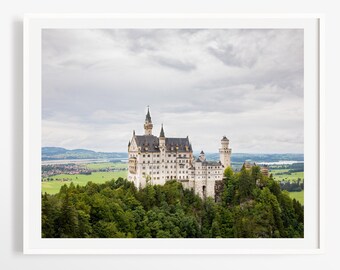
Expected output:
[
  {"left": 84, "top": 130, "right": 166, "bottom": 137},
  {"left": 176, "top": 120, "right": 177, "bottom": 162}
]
[{"left": 42, "top": 29, "right": 303, "bottom": 153}]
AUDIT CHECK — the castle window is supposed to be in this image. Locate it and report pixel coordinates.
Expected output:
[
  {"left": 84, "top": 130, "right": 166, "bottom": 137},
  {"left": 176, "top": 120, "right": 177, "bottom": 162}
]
[
  {"left": 184, "top": 154, "right": 186, "bottom": 157},
  {"left": 148, "top": 154, "right": 150, "bottom": 157},
  {"left": 179, "top": 154, "right": 181, "bottom": 157},
  {"left": 168, "top": 154, "right": 171, "bottom": 157},
  {"left": 143, "top": 154, "right": 145, "bottom": 157},
  {"left": 157, "top": 154, "right": 159, "bottom": 157},
  {"left": 173, "top": 154, "right": 176, "bottom": 157}
]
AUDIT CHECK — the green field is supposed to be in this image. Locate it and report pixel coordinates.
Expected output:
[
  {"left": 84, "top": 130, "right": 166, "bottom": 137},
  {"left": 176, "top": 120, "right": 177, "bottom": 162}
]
[
  {"left": 270, "top": 168, "right": 304, "bottom": 204},
  {"left": 85, "top": 162, "right": 127, "bottom": 170},
  {"left": 42, "top": 170, "right": 128, "bottom": 194},
  {"left": 270, "top": 169, "right": 304, "bottom": 182},
  {"left": 289, "top": 190, "right": 304, "bottom": 205}
]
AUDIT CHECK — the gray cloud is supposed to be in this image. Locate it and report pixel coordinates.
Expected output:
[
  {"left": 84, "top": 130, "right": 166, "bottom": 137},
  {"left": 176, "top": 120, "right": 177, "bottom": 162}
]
[
  {"left": 42, "top": 29, "right": 303, "bottom": 153},
  {"left": 208, "top": 44, "right": 257, "bottom": 68},
  {"left": 152, "top": 56, "right": 196, "bottom": 72}
]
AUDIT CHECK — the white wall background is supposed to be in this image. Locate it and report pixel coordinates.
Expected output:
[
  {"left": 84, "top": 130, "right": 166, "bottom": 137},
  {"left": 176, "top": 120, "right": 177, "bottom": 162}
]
[{"left": 1, "top": 1, "right": 339, "bottom": 269}]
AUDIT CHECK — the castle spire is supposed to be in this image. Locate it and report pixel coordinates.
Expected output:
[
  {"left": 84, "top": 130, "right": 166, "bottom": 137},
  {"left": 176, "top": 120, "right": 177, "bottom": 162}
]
[
  {"left": 160, "top": 124, "right": 165, "bottom": 138},
  {"left": 145, "top": 106, "right": 151, "bottom": 123},
  {"left": 144, "top": 106, "right": 153, "bottom": 135}
]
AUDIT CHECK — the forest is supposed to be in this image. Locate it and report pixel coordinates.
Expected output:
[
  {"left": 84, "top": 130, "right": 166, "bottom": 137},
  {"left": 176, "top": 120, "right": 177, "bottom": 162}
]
[{"left": 42, "top": 165, "right": 304, "bottom": 238}]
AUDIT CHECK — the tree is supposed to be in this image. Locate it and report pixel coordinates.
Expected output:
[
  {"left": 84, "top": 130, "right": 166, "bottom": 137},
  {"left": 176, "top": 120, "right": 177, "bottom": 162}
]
[
  {"left": 58, "top": 192, "right": 79, "bottom": 237},
  {"left": 221, "top": 166, "right": 236, "bottom": 206},
  {"left": 41, "top": 174, "right": 303, "bottom": 239},
  {"left": 238, "top": 165, "right": 254, "bottom": 201}
]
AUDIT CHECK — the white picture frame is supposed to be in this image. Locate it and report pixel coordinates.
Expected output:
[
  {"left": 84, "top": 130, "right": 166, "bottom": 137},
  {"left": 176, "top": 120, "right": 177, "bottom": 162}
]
[{"left": 23, "top": 13, "right": 325, "bottom": 254}]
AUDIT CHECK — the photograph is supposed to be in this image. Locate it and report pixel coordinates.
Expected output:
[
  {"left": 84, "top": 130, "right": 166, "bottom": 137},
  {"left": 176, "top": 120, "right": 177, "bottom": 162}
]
[{"left": 41, "top": 28, "right": 305, "bottom": 239}]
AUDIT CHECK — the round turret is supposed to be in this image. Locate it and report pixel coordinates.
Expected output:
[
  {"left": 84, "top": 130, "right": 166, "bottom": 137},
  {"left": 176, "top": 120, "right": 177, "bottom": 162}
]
[{"left": 219, "top": 135, "right": 231, "bottom": 168}]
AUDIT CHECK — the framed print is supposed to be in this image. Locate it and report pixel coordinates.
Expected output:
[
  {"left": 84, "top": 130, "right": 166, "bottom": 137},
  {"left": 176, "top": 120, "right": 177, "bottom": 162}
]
[{"left": 23, "top": 13, "right": 324, "bottom": 254}]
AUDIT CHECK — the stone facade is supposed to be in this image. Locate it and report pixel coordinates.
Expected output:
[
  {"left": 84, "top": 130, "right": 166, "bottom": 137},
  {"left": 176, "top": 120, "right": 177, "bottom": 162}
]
[
  {"left": 243, "top": 160, "right": 269, "bottom": 177},
  {"left": 127, "top": 108, "right": 232, "bottom": 199}
]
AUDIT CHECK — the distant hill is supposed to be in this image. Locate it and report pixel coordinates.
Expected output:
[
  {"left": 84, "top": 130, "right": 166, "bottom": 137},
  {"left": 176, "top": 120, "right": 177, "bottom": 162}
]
[
  {"left": 42, "top": 147, "right": 127, "bottom": 161},
  {"left": 43, "top": 147, "right": 303, "bottom": 163}
]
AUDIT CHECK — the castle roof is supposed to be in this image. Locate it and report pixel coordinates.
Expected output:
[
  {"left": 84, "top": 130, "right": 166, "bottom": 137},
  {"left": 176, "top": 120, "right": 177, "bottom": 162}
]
[
  {"left": 134, "top": 135, "right": 192, "bottom": 153},
  {"left": 221, "top": 136, "right": 229, "bottom": 141},
  {"left": 202, "top": 161, "right": 222, "bottom": 167}
]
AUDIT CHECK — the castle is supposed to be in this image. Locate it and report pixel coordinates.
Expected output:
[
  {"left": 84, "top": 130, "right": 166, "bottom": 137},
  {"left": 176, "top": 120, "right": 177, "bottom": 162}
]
[{"left": 127, "top": 108, "right": 231, "bottom": 199}]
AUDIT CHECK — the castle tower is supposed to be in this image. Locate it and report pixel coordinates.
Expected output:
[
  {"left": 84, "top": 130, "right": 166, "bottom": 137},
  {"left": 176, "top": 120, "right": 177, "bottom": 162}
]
[
  {"left": 144, "top": 107, "right": 153, "bottom": 135},
  {"left": 219, "top": 136, "right": 231, "bottom": 168}
]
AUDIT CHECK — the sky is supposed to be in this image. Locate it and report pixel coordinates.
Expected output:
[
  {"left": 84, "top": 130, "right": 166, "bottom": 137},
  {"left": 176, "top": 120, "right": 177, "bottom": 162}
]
[{"left": 42, "top": 29, "right": 303, "bottom": 153}]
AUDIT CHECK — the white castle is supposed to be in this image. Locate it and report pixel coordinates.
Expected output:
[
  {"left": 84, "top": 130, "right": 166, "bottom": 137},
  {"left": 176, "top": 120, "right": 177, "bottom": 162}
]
[{"left": 127, "top": 108, "right": 231, "bottom": 199}]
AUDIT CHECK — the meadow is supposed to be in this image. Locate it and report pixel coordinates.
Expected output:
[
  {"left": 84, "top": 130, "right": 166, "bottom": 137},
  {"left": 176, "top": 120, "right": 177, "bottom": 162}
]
[
  {"left": 85, "top": 162, "right": 127, "bottom": 170},
  {"left": 270, "top": 169, "right": 304, "bottom": 182},
  {"left": 42, "top": 162, "right": 128, "bottom": 194},
  {"left": 42, "top": 161, "right": 305, "bottom": 204},
  {"left": 270, "top": 168, "right": 304, "bottom": 205},
  {"left": 288, "top": 190, "right": 304, "bottom": 205}
]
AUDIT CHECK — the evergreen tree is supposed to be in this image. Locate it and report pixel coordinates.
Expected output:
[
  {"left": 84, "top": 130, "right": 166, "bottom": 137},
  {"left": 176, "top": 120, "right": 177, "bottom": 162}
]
[
  {"left": 238, "top": 165, "right": 254, "bottom": 201},
  {"left": 41, "top": 169, "right": 304, "bottom": 239}
]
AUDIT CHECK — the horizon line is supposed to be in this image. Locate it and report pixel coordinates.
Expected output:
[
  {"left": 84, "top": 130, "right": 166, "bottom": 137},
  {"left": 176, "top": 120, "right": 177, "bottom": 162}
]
[{"left": 41, "top": 146, "right": 304, "bottom": 155}]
